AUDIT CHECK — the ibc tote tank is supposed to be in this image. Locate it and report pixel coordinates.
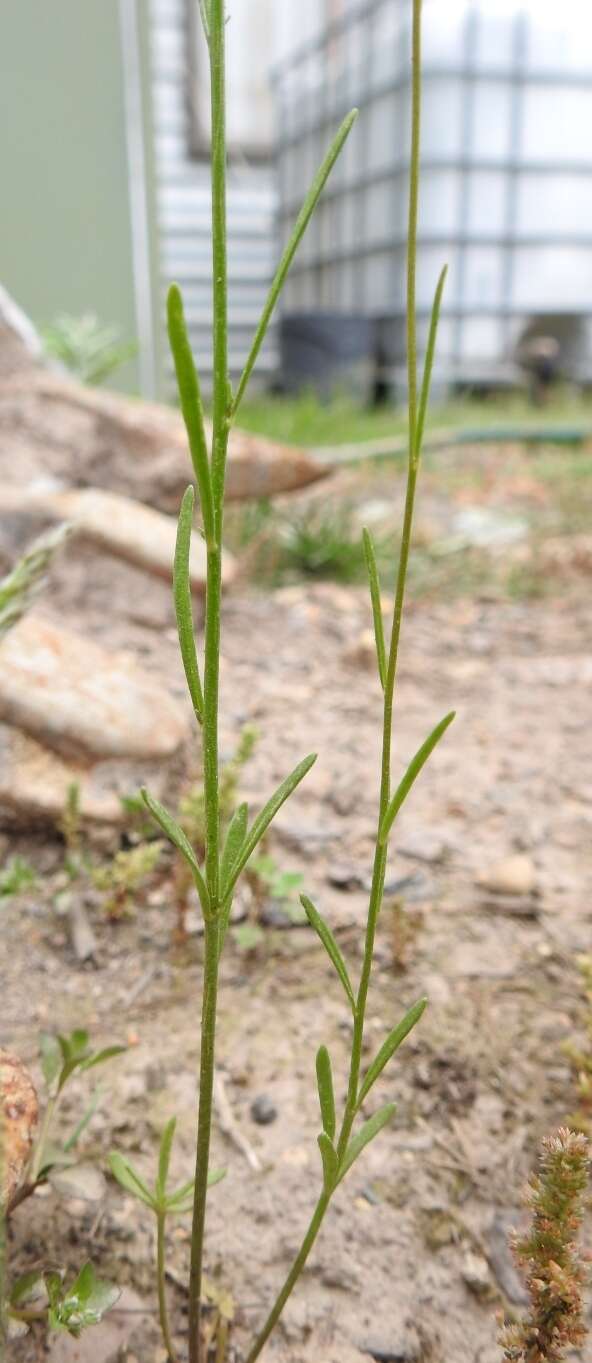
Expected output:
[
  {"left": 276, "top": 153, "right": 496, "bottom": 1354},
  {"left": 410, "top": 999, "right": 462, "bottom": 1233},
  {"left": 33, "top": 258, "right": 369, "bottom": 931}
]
[{"left": 274, "top": 0, "right": 592, "bottom": 393}]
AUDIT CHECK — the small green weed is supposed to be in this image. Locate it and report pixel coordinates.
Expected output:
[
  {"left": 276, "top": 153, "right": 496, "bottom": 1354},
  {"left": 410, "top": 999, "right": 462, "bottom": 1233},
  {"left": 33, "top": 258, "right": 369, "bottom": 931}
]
[
  {"left": 42, "top": 313, "right": 136, "bottom": 386},
  {"left": 0, "top": 857, "right": 36, "bottom": 899}
]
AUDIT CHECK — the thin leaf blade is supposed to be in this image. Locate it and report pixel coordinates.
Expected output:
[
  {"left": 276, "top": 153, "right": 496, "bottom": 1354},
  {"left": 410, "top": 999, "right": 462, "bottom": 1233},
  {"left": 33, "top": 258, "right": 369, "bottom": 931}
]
[
  {"left": 317, "top": 1133, "right": 339, "bottom": 1193},
  {"left": 379, "top": 712, "right": 455, "bottom": 846},
  {"left": 414, "top": 264, "right": 448, "bottom": 461},
  {"left": 141, "top": 788, "right": 210, "bottom": 917},
  {"left": 302, "top": 896, "right": 356, "bottom": 1014},
  {"left": 156, "top": 1118, "right": 176, "bottom": 1201},
  {"left": 174, "top": 486, "right": 204, "bottom": 724},
  {"left": 337, "top": 1103, "right": 396, "bottom": 1186},
  {"left": 167, "top": 283, "right": 215, "bottom": 547},
  {"left": 363, "top": 528, "right": 386, "bottom": 690},
  {"left": 316, "top": 1045, "right": 336, "bottom": 1142},
  {"left": 223, "top": 755, "right": 317, "bottom": 896},
  {"left": 233, "top": 110, "right": 358, "bottom": 415},
  {"left": 108, "top": 1153, "right": 156, "bottom": 1209},
  {"left": 357, "top": 999, "right": 427, "bottom": 1107},
  {"left": 220, "top": 802, "right": 248, "bottom": 891}
]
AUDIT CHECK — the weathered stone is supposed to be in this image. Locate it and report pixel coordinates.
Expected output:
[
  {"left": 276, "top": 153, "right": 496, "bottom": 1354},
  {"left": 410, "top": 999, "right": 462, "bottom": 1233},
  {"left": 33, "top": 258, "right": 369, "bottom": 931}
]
[
  {"left": 477, "top": 854, "right": 537, "bottom": 898},
  {"left": 0, "top": 1049, "right": 38, "bottom": 1205},
  {"left": 1, "top": 486, "right": 235, "bottom": 592},
  {"left": 0, "top": 614, "right": 188, "bottom": 761},
  {"left": 0, "top": 726, "right": 126, "bottom": 827}
]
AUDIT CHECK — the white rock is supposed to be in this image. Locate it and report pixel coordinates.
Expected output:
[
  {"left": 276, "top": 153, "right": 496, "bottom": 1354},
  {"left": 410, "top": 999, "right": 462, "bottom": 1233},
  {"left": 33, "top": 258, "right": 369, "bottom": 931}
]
[
  {"left": 0, "top": 614, "right": 188, "bottom": 761},
  {"left": 477, "top": 854, "right": 537, "bottom": 898}
]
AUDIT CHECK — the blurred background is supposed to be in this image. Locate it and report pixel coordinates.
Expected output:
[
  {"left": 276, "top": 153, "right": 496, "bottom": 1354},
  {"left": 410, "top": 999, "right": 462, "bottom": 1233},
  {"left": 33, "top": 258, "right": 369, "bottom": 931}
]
[{"left": 2, "top": 0, "right": 592, "bottom": 405}]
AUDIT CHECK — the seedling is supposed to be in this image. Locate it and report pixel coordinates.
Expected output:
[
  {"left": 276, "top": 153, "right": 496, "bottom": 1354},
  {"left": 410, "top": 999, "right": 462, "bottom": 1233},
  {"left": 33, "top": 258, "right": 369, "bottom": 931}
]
[
  {"left": 139, "top": 1, "right": 453, "bottom": 1359},
  {"left": 0, "top": 856, "right": 36, "bottom": 899},
  {"left": 91, "top": 840, "right": 164, "bottom": 920},
  {"left": 6, "top": 1260, "right": 120, "bottom": 1340},
  {"left": 42, "top": 312, "right": 136, "bottom": 386},
  {"left": 110, "top": 1119, "right": 225, "bottom": 1363}
]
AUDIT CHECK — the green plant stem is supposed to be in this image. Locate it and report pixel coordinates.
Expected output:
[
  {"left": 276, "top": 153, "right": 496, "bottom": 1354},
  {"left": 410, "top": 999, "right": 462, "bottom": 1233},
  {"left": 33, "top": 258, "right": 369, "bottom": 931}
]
[
  {"left": 188, "top": 3, "right": 229, "bottom": 1361},
  {"left": 245, "top": 5, "right": 424, "bottom": 1359},
  {"left": 244, "top": 1192, "right": 329, "bottom": 1363},
  {"left": 29, "top": 1092, "right": 59, "bottom": 1183},
  {"left": 189, "top": 922, "right": 220, "bottom": 1363},
  {"left": 157, "top": 1211, "right": 178, "bottom": 1363}
]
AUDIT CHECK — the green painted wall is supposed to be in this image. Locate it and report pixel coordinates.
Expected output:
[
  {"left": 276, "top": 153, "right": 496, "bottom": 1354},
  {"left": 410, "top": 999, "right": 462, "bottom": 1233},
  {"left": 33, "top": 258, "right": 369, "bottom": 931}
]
[{"left": 0, "top": 1, "right": 140, "bottom": 390}]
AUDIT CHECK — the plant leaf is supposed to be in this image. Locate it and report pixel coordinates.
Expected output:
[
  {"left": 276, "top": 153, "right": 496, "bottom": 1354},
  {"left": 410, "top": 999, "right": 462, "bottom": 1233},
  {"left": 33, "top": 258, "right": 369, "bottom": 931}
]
[
  {"left": 337, "top": 1103, "right": 396, "bottom": 1186},
  {"left": 167, "top": 1165, "right": 225, "bottom": 1214},
  {"left": 63, "top": 1087, "right": 103, "bottom": 1153},
  {"left": 39, "top": 1033, "right": 62, "bottom": 1088},
  {"left": 220, "top": 802, "right": 248, "bottom": 892},
  {"left": 362, "top": 529, "right": 386, "bottom": 690},
  {"left": 357, "top": 999, "right": 427, "bottom": 1106},
  {"left": 10, "top": 1271, "right": 47, "bottom": 1307},
  {"left": 167, "top": 284, "right": 215, "bottom": 548},
  {"left": 223, "top": 755, "right": 317, "bottom": 896},
  {"left": 232, "top": 109, "right": 358, "bottom": 415},
  {"left": 174, "top": 486, "right": 204, "bottom": 724},
  {"left": 108, "top": 1152, "right": 156, "bottom": 1209},
  {"left": 379, "top": 712, "right": 455, "bottom": 846},
  {"left": 317, "top": 1132, "right": 339, "bottom": 1193},
  {"left": 301, "top": 896, "right": 356, "bottom": 1013},
  {"left": 141, "top": 788, "right": 210, "bottom": 917},
  {"left": 316, "top": 1045, "right": 336, "bottom": 1142},
  {"left": 414, "top": 264, "right": 448, "bottom": 461},
  {"left": 79, "top": 1045, "right": 127, "bottom": 1074},
  {"left": 156, "top": 1117, "right": 176, "bottom": 1201}
]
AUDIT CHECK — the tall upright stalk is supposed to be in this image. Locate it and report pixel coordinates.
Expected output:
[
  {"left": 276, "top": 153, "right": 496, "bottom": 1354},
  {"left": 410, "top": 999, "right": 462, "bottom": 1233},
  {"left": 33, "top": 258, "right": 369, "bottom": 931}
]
[{"left": 148, "top": 1, "right": 451, "bottom": 1360}]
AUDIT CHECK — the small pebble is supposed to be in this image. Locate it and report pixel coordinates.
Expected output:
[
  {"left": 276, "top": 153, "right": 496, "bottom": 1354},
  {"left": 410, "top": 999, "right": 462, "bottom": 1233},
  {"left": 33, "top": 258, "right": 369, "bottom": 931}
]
[{"left": 250, "top": 1094, "right": 278, "bottom": 1126}]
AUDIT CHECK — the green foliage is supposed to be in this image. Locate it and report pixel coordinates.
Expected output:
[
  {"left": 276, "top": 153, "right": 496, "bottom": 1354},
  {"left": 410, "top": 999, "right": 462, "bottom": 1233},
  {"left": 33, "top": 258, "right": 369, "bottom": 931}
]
[
  {"left": 500, "top": 1128, "right": 589, "bottom": 1363},
  {"left": 0, "top": 524, "right": 70, "bottom": 639},
  {"left": 564, "top": 955, "right": 592, "bottom": 1134},
  {"left": 7, "top": 1261, "right": 120, "bottom": 1339},
  {"left": 91, "top": 840, "right": 164, "bottom": 920},
  {"left": 278, "top": 502, "right": 385, "bottom": 584},
  {"left": 42, "top": 312, "right": 136, "bottom": 385},
  {"left": 27, "top": 1029, "right": 126, "bottom": 1188},
  {"left": 0, "top": 856, "right": 36, "bottom": 898}
]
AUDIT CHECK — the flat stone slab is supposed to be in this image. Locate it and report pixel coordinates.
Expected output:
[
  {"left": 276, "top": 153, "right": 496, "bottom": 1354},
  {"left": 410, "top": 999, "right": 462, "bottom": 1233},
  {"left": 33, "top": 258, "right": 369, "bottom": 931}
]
[
  {"left": 0, "top": 486, "right": 236, "bottom": 593},
  {"left": 0, "top": 614, "right": 188, "bottom": 761}
]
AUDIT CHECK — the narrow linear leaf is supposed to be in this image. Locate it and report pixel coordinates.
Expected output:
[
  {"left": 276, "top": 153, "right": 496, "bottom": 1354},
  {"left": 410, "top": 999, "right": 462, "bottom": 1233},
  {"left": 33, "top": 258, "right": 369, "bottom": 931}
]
[
  {"left": 198, "top": 0, "right": 211, "bottom": 42},
  {"left": 156, "top": 1118, "right": 176, "bottom": 1201},
  {"left": 337, "top": 1103, "right": 396, "bottom": 1186},
  {"left": 357, "top": 998, "right": 427, "bottom": 1107},
  {"left": 362, "top": 528, "right": 386, "bottom": 690},
  {"left": 223, "top": 755, "right": 317, "bottom": 897},
  {"left": 174, "top": 486, "right": 204, "bottom": 724},
  {"left": 317, "top": 1132, "right": 339, "bottom": 1193},
  {"left": 379, "top": 712, "right": 455, "bottom": 846},
  {"left": 316, "top": 1045, "right": 336, "bottom": 1142},
  {"left": 167, "top": 284, "right": 215, "bottom": 548},
  {"left": 302, "top": 896, "right": 356, "bottom": 1014},
  {"left": 63, "top": 1086, "right": 102, "bottom": 1153},
  {"left": 414, "top": 264, "right": 447, "bottom": 461},
  {"left": 220, "top": 802, "right": 248, "bottom": 891},
  {"left": 232, "top": 110, "right": 358, "bottom": 415},
  {"left": 108, "top": 1153, "right": 156, "bottom": 1209},
  {"left": 141, "top": 788, "right": 210, "bottom": 917},
  {"left": 79, "top": 1045, "right": 127, "bottom": 1074}
]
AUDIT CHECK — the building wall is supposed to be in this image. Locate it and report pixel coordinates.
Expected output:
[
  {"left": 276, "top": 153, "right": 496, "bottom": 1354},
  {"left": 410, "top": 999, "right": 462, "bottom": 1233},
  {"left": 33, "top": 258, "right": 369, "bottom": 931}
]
[
  {"left": 148, "top": 0, "right": 278, "bottom": 395},
  {"left": 0, "top": 0, "right": 140, "bottom": 392}
]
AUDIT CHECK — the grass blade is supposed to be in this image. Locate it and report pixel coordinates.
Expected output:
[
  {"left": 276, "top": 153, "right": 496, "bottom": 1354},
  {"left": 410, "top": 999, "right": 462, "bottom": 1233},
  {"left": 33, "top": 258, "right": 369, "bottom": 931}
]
[
  {"left": 174, "top": 487, "right": 204, "bottom": 725},
  {"left": 224, "top": 755, "right": 317, "bottom": 895},
  {"left": 301, "top": 896, "right": 356, "bottom": 1014},
  {"left": 414, "top": 265, "right": 447, "bottom": 461},
  {"left": 232, "top": 110, "right": 358, "bottom": 416},
  {"left": 167, "top": 284, "right": 215, "bottom": 549},
  {"left": 317, "top": 1133, "right": 339, "bottom": 1193},
  {"left": 316, "top": 1046, "right": 336, "bottom": 1143},
  {"left": 357, "top": 999, "right": 427, "bottom": 1107},
  {"left": 379, "top": 712, "right": 455, "bottom": 847},
  {"left": 337, "top": 1104, "right": 396, "bottom": 1186},
  {"left": 141, "top": 788, "right": 210, "bottom": 917},
  {"left": 362, "top": 528, "right": 386, "bottom": 690},
  {"left": 157, "top": 1118, "right": 177, "bottom": 1201}
]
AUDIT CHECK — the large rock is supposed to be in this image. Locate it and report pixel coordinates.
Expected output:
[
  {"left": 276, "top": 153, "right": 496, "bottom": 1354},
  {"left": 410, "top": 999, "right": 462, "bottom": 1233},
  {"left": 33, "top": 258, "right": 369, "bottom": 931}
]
[
  {"left": 0, "top": 486, "right": 235, "bottom": 592},
  {"left": 0, "top": 367, "right": 329, "bottom": 514},
  {"left": 0, "top": 614, "right": 188, "bottom": 762},
  {"left": 0, "top": 724, "right": 177, "bottom": 829},
  {"left": 0, "top": 1049, "right": 38, "bottom": 1206}
]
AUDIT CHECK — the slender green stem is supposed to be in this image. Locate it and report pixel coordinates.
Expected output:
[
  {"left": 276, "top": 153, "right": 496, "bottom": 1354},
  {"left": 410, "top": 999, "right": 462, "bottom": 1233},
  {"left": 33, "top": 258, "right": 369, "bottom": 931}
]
[
  {"left": 245, "top": 5, "right": 426, "bottom": 1358},
  {"left": 29, "top": 1092, "right": 59, "bottom": 1183},
  {"left": 188, "top": 3, "right": 229, "bottom": 1361},
  {"left": 157, "top": 1211, "right": 178, "bottom": 1363},
  {"left": 189, "top": 922, "right": 221, "bottom": 1363},
  {"left": 245, "top": 1193, "right": 329, "bottom": 1363}
]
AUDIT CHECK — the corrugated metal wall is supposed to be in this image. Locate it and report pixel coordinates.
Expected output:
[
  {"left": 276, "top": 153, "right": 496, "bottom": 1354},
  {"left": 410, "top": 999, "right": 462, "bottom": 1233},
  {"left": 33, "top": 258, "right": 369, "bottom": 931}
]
[{"left": 148, "top": 0, "right": 277, "bottom": 394}]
